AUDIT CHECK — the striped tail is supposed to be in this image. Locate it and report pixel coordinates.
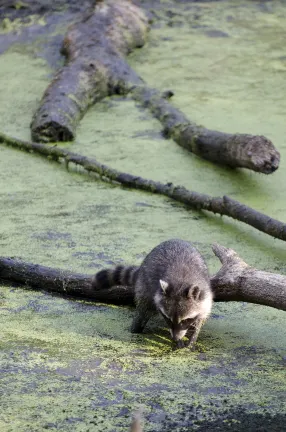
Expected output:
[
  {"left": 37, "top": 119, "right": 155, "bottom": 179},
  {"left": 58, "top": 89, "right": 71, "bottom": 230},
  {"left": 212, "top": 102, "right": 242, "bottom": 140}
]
[{"left": 92, "top": 265, "right": 139, "bottom": 290}]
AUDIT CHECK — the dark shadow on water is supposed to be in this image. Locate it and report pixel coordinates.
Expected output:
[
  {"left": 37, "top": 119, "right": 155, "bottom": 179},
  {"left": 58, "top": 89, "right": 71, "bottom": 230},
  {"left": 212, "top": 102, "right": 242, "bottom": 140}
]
[{"left": 190, "top": 410, "right": 286, "bottom": 432}]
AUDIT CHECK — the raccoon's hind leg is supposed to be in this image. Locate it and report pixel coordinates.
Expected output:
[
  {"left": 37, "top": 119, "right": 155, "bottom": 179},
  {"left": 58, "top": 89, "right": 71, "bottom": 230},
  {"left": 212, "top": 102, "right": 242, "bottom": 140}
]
[
  {"left": 131, "top": 301, "right": 154, "bottom": 334},
  {"left": 185, "top": 318, "right": 204, "bottom": 349}
]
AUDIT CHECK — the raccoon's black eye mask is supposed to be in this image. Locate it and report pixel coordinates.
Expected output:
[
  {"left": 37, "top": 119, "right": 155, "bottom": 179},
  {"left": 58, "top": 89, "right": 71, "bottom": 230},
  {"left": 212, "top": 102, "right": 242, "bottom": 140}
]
[{"left": 160, "top": 312, "right": 197, "bottom": 327}]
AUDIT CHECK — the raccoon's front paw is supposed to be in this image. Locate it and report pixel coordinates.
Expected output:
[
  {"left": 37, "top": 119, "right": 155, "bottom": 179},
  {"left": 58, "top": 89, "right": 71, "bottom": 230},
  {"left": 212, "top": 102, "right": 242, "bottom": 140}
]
[
  {"left": 174, "top": 339, "right": 185, "bottom": 349},
  {"left": 185, "top": 340, "right": 197, "bottom": 351},
  {"left": 188, "top": 343, "right": 197, "bottom": 352}
]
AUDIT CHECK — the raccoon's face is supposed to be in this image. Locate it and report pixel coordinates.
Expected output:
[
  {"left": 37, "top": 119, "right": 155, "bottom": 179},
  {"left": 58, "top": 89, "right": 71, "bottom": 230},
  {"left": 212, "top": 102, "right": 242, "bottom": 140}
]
[{"left": 155, "top": 279, "right": 211, "bottom": 342}]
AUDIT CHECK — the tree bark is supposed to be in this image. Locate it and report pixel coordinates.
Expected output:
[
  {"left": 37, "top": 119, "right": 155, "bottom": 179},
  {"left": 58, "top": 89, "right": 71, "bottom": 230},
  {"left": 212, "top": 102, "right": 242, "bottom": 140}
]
[
  {"left": 29, "top": 0, "right": 280, "bottom": 174},
  {"left": 30, "top": 0, "right": 149, "bottom": 142},
  {"left": 0, "top": 245, "right": 285, "bottom": 311},
  {"left": 211, "top": 244, "right": 286, "bottom": 311},
  {"left": 1, "top": 131, "right": 286, "bottom": 241},
  {"left": 0, "top": 257, "right": 133, "bottom": 305},
  {"left": 128, "top": 85, "right": 280, "bottom": 174}
]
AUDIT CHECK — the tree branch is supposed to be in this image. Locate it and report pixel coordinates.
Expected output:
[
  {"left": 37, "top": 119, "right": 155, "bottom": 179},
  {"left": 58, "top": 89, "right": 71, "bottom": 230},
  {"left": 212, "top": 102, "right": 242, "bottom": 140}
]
[
  {"left": 211, "top": 243, "right": 286, "bottom": 311},
  {"left": 128, "top": 84, "right": 280, "bottom": 174},
  {"left": 0, "top": 245, "right": 285, "bottom": 311},
  {"left": 1, "top": 131, "right": 286, "bottom": 241},
  {"left": 29, "top": 0, "right": 280, "bottom": 174}
]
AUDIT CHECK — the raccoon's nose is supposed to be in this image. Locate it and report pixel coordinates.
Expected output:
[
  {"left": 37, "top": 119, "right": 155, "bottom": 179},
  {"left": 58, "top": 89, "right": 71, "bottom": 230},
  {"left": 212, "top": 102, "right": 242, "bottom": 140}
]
[{"left": 170, "top": 329, "right": 181, "bottom": 342}]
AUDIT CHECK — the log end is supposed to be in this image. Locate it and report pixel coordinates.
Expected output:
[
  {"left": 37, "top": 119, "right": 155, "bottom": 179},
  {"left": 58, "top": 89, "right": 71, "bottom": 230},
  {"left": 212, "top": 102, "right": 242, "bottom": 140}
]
[
  {"left": 31, "top": 120, "right": 75, "bottom": 143},
  {"left": 248, "top": 135, "right": 280, "bottom": 174},
  {"left": 232, "top": 134, "right": 280, "bottom": 174},
  {"left": 211, "top": 243, "right": 249, "bottom": 300},
  {"left": 212, "top": 243, "right": 238, "bottom": 264}
]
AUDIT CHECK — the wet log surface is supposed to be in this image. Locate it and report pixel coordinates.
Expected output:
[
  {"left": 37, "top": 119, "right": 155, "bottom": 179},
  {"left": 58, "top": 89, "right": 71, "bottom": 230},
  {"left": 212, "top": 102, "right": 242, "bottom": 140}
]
[
  {"left": 1, "top": 244, "right": 285, "bottom": 311},
  {"left": 29, "top": 0, "right": 280, "bottom": 174},
  {"left": 1, "top": 131, "right": 286, "bottom": 241}
]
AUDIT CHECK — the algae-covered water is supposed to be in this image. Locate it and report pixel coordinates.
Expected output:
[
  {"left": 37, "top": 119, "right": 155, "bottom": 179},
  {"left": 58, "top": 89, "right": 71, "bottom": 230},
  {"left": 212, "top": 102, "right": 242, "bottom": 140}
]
[{"left": 0, "top": 1, "right": 285, "bottom": 431}]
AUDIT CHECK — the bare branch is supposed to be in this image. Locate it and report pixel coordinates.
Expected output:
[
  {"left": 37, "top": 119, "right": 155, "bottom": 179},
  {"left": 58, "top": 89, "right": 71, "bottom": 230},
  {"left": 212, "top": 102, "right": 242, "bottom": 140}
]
[
  {"left": 1, "top": 131, "right": 286, "bottom": 241},
  {"left": 128, "top": 85, "right": 280, "bottom": 174}
]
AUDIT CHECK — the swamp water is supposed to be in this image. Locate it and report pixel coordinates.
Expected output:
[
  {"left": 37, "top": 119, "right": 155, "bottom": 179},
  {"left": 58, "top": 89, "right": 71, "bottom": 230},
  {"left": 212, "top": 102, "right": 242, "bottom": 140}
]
[{"left": 0, "top": 1, "right": 285, "bottom": 430}]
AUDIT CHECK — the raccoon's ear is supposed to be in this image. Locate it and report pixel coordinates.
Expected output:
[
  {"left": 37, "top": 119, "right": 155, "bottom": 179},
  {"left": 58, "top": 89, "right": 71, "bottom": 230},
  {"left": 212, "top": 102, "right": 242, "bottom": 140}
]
[
  {"left": 159, "top": 279, "right": 168, "bottom": 294},
  {"left": 186, "top": 285, "right": 202, "bottom": 301}
]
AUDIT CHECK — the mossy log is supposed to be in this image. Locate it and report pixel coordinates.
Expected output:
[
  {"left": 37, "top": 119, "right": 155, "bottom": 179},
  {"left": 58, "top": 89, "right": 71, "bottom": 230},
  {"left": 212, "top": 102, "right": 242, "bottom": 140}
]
[
  {"left": 1, "top": 131, "right": 286, "bottom": 241},
  {"left": 0, "top": 244, "right": 285, "bottom": 311},
  {"left": 30, "top": 0, "right": 280, "bottom": 174},
  {"left": 30, "top": 0, "right": 149, "bottom": 142}
]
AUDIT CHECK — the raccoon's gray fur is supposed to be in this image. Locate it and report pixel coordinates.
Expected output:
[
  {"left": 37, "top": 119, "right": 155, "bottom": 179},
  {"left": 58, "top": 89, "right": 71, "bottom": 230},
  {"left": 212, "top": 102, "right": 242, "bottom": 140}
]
[{"left": 92, "top": 239, "right": 213, "bottom": 348}]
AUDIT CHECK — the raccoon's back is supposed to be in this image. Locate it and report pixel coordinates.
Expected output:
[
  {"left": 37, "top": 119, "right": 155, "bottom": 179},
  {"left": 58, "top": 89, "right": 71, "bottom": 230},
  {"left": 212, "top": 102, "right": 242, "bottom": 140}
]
[{"left": 137, "top": 239, "right": 209, "bottom": 288}]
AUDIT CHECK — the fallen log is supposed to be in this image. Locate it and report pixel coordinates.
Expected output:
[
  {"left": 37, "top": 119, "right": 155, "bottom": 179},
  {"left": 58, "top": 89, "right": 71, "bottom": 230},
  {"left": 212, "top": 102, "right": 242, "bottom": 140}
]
[
  {"left": 29, "top": 0, "right": 280, "bottom": 174},
  {"left": 30, "top": 0, "right": 149, "bottom": 142},
  {"left": 128, "top": 85, "right": 280, "bottom": 174},
  {"left": 0, "top": 245, "right": 285, "bottom": 311},
  {"left": 0, "top": 257, "right": 130, "bottom": 304},
  {"left": 1, "top": 131, "right": 286, "bottom": 241},
  {"left": 211, "top": 244, "right": 286, "bottom": 310}
]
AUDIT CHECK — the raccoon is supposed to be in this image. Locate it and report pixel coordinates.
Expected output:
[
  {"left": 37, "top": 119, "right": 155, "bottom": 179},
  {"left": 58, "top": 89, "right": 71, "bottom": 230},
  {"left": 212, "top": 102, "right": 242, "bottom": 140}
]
[{"left": 92, "top": 239, "right": 213, "bottom": 348}]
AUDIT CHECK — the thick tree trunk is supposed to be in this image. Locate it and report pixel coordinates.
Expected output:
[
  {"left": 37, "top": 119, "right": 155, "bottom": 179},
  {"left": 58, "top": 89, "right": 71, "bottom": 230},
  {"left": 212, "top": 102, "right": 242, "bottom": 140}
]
[
  {"left": 30, "top": 0, "right": 149, "bottom": 142},
  {"left": 1, "top": 131, "right": 286, "bottom": 241},
  {"left": 29, "top": 0, "right": 280, "bottom": 174},
  {"left": 0, "top": 245, "right": 285, "bottom": 311}
]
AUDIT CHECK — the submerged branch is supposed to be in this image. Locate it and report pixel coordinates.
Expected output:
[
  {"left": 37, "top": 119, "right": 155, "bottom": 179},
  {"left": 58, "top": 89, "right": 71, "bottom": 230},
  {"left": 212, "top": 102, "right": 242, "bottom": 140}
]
[
  {"left": 0, "top": 245, "right": 285, "bottom": 311},
  {"left": 1, "top": 131, "right": 286, "bottom": 241}
]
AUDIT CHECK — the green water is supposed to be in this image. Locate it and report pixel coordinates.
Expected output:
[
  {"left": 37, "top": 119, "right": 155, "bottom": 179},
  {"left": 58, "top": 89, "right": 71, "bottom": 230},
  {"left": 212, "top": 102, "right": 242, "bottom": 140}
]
[{"left": 0, "top": 1, "right": 285, "bottom": 430}]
